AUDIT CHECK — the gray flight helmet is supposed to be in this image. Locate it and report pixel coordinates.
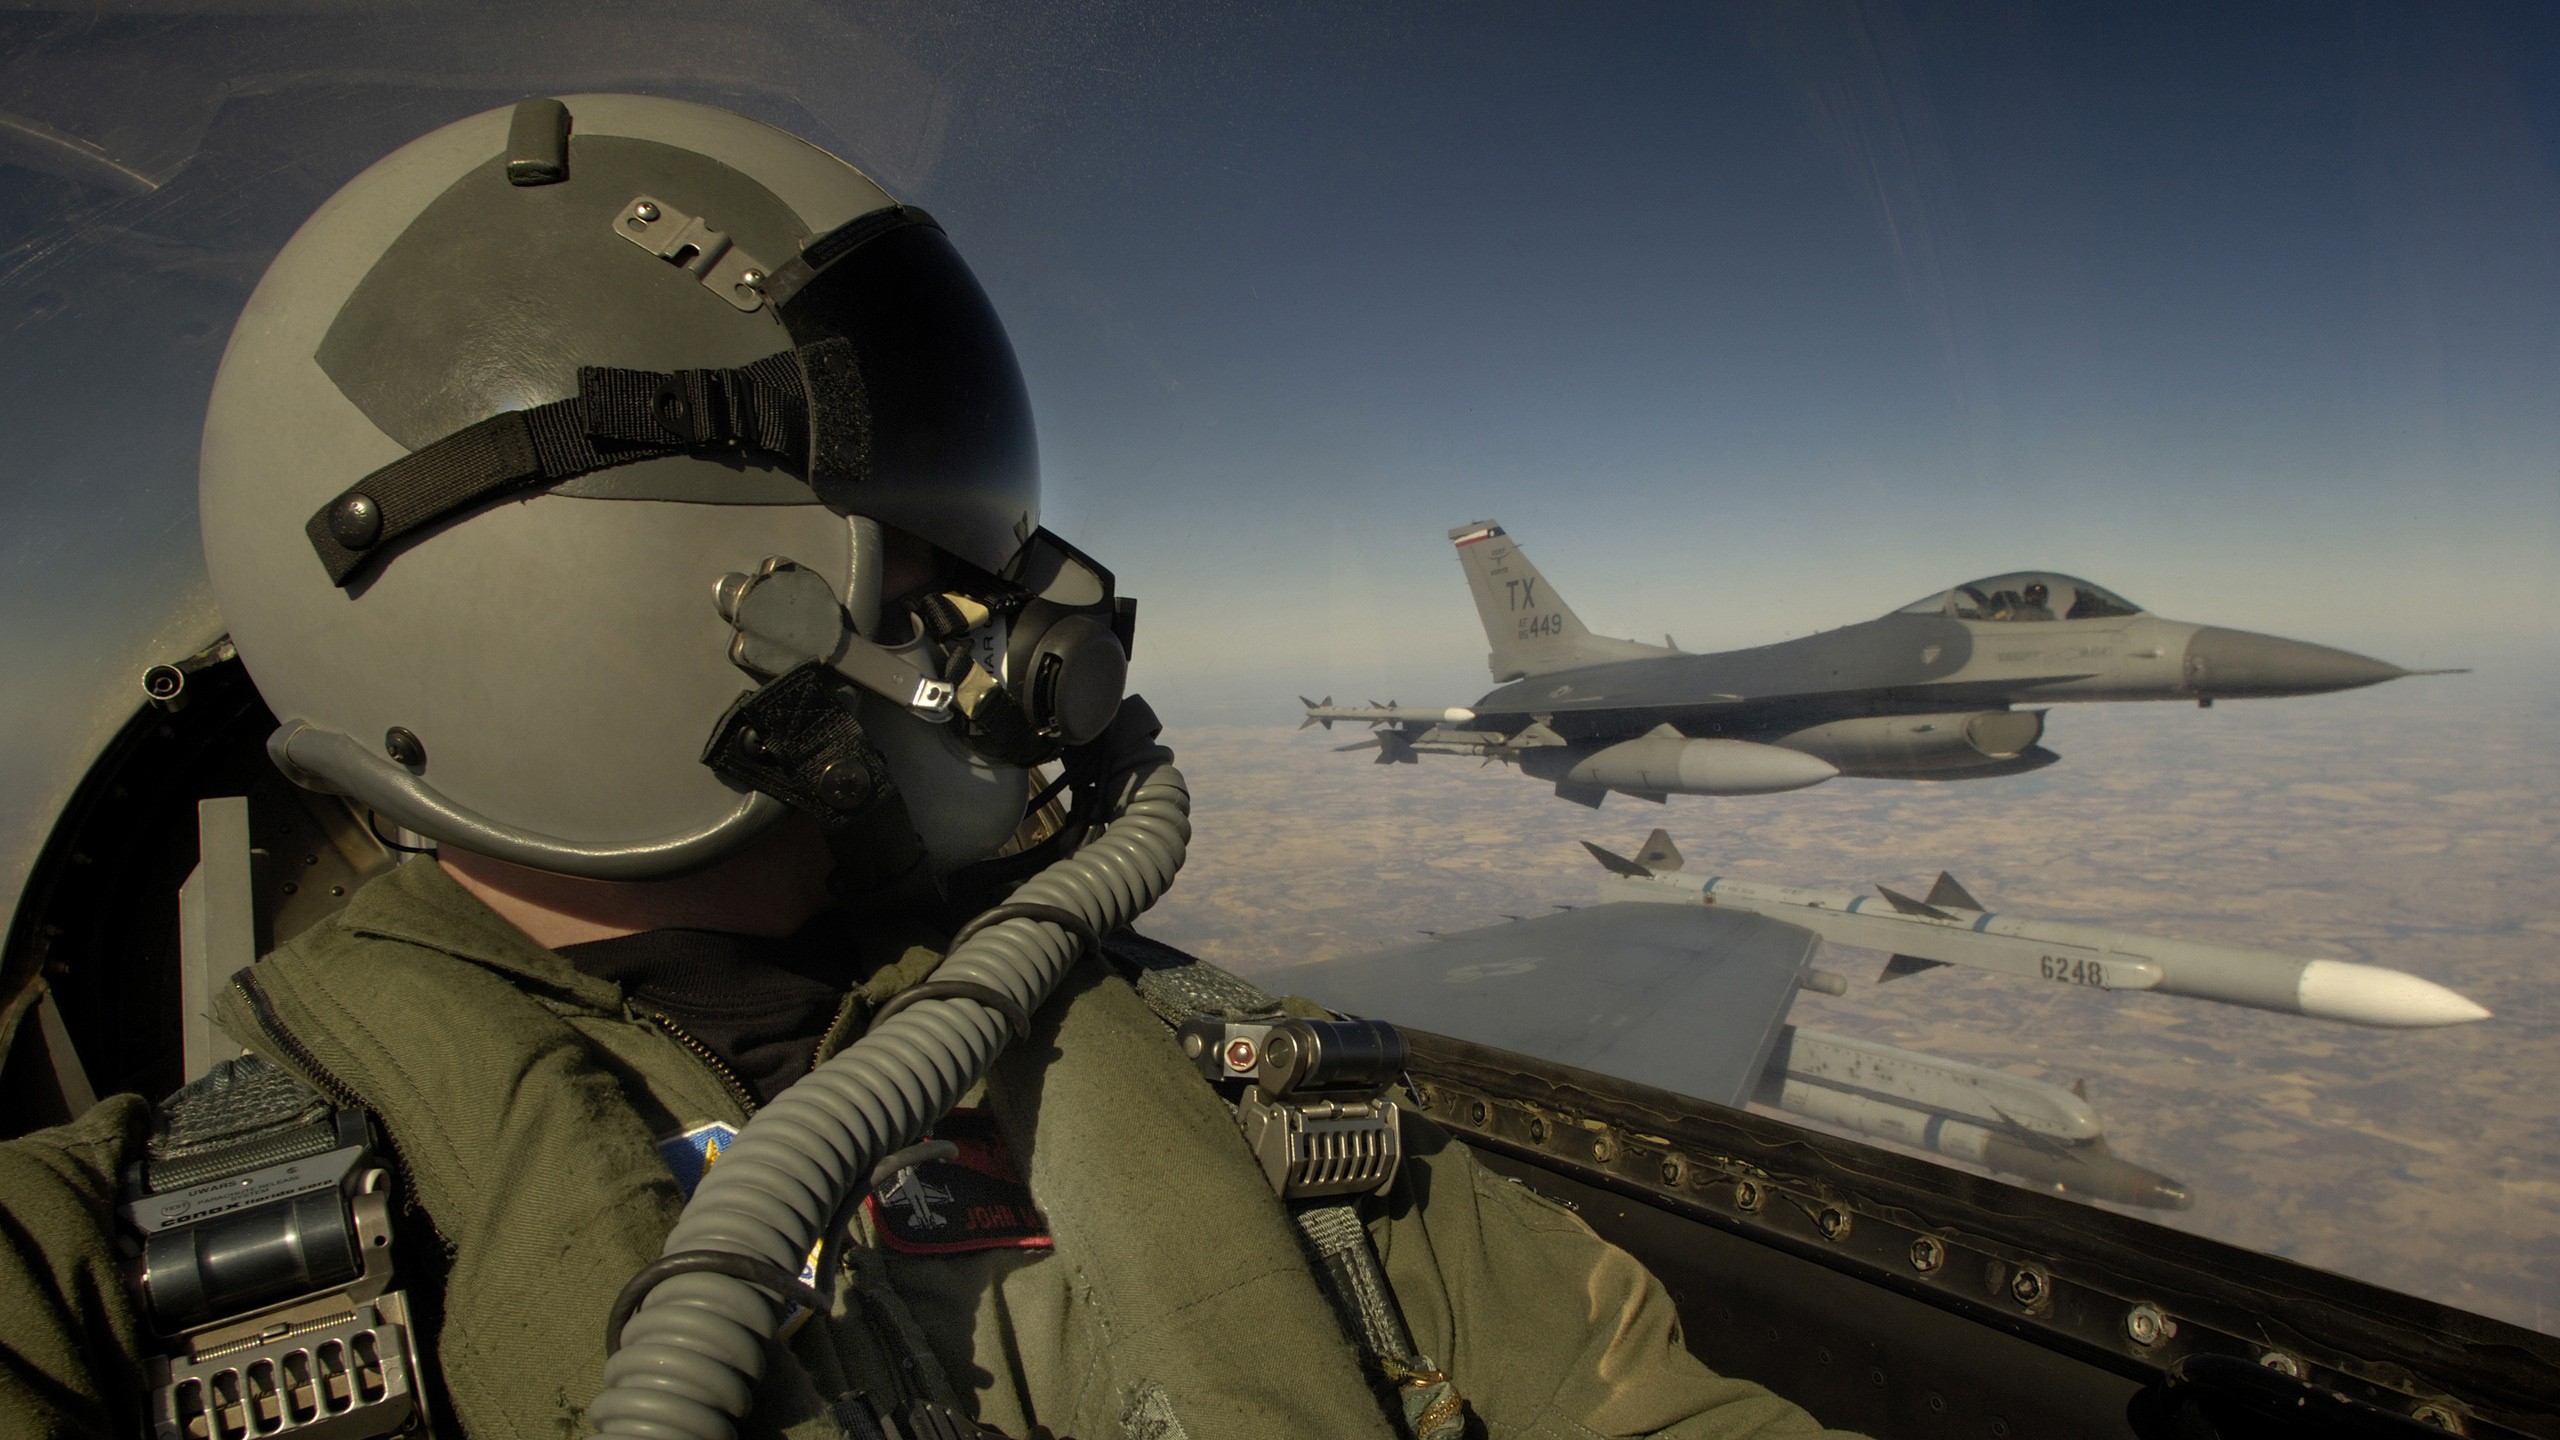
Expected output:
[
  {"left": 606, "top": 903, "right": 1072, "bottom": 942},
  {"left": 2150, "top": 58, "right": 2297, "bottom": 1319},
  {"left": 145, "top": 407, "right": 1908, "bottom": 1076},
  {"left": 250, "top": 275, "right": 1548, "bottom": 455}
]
[{"left": 201, "top": 95, "right": 1043, "bottom": 880}]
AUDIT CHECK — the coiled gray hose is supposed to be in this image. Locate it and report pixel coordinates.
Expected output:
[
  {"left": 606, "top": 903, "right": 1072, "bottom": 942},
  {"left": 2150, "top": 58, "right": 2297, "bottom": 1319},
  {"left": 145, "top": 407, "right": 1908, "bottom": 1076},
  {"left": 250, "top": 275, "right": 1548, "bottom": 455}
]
[{"left": 585, "top": 760, "right": 1190, "bottom": 1440}]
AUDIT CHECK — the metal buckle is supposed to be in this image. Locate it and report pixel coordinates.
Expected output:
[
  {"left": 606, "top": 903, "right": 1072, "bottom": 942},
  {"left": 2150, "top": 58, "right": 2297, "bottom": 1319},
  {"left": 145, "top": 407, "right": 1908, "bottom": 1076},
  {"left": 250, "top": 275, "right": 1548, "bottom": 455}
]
[
  {"left": 149, "top": 1294, "right": 425, "bottom": 1440},
  {"left": 1238, "top": 1086, "right": 1404, "bottom": 1202},
  {"left": 613, "top": 196, "right": 770, "bottom": 313}
]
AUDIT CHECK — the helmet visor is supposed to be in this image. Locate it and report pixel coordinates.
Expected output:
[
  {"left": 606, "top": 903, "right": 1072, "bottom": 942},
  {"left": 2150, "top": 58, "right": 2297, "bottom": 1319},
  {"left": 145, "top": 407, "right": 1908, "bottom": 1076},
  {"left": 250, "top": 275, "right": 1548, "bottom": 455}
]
[{"left": 780, "top": 220, "right": 1039, "bottom": 576}]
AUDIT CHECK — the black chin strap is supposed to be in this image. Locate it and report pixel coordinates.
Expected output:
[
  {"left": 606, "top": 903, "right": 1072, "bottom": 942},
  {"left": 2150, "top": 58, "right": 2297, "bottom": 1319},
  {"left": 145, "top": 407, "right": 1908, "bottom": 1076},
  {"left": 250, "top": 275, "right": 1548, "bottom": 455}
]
[{"left": 304, "top": 338, "right": 852, "bottom": 586}]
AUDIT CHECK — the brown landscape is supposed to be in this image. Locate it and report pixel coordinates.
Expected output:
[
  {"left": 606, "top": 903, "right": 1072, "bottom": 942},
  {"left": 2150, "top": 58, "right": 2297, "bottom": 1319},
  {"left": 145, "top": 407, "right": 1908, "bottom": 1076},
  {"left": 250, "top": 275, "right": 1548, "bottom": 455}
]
[{"left": 1136, "top": 677, "right": 2560, "bottom": 1335}]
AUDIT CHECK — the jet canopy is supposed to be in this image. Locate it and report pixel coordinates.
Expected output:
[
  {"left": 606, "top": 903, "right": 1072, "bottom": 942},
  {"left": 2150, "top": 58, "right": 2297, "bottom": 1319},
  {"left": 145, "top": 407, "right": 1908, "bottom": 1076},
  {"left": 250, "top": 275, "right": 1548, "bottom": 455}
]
[{"left": 1895, "top": 573, "right": 2144, "bottom": 623}]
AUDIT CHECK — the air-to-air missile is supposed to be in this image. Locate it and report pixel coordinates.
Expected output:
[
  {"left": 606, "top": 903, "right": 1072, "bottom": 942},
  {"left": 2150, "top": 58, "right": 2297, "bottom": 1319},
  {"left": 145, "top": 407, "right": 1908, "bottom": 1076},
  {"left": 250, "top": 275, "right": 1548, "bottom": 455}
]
[
  {"left": 1585, "top": 829, "right": 2490, "bottom": 1029},
  {"left": 1302, "top": 519, "right": 2463, "bottom": 806},
  {"left": 1757, "top": 1025, "right": 2192, "bottom": 1209},
  {"left": 1266, "top": 876, "right": 2197, "bottom": 1207}
]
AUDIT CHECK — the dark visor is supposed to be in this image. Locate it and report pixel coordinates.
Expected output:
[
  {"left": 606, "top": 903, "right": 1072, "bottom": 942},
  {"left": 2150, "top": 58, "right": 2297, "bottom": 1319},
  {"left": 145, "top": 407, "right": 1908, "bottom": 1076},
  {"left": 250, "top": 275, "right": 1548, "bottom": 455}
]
[{"left": 776, "top": 218, "right": 1039, "bottom": 576}]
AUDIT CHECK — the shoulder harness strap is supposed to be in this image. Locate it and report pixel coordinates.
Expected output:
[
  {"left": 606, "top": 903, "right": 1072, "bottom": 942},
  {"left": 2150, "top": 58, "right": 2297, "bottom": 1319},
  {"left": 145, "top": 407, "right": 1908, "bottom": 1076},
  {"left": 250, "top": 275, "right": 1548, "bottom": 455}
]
[{"left": 1099, "top": 933, "right": 1467, "bottom": 1440}]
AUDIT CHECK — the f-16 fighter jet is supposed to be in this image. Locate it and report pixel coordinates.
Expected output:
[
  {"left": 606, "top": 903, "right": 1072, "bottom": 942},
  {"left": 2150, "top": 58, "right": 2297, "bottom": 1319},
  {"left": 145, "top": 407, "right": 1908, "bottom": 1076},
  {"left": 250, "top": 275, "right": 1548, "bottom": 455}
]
[{"left": 1303, "top": 521, "right": 2456, "bottom": 805}]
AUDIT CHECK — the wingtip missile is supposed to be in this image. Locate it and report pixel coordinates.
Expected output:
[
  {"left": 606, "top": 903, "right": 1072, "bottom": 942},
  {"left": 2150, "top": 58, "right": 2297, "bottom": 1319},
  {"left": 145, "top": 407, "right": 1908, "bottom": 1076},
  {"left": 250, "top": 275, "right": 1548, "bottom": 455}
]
[
  {"left": 1299, "top": 699, "right": 1479, "bottom": 731},
  {"left": 2294, "top": 959, "right": 2491, "bottom": 1027},
  {"left": 1592, "top": 842, "right": 2492, "bottom": 1029}
]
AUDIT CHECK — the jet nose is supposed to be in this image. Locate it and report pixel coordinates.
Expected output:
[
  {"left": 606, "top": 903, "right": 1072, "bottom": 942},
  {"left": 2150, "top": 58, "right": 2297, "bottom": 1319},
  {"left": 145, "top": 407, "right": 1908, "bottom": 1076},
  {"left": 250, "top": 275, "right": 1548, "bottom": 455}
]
[{"left": 2183, "top": 627, "right": 2408, "bottom": 698}]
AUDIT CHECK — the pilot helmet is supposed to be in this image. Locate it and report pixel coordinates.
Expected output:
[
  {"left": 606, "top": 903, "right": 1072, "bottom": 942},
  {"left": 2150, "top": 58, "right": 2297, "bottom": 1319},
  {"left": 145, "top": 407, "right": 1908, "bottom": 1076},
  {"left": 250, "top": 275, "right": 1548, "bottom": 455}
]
[{"left": 200, "top": 95, "right": 1130, "bottom": 888}]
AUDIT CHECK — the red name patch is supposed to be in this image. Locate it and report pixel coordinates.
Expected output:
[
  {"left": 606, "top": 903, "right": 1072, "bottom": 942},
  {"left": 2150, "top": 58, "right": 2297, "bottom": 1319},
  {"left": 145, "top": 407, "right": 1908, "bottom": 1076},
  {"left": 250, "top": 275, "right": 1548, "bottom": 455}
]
[{"left": 866, "top": 1108, "right": 1052, "bottom": 1255}]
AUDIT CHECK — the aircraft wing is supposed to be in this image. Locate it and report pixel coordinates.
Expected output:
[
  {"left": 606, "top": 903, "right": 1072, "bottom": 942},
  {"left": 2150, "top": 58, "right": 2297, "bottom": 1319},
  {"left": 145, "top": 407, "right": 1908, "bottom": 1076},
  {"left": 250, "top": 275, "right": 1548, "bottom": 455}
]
[{"left": 1261, "top": 902, "right": 1815, "bottom": 1108}]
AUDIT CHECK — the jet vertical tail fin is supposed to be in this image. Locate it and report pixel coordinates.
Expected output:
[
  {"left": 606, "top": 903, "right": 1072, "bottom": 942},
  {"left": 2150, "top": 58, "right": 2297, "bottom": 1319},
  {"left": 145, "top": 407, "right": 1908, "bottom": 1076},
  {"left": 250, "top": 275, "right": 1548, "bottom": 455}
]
[{"left": 1450, "top": 520, "right": 1666, "bottom": 681}]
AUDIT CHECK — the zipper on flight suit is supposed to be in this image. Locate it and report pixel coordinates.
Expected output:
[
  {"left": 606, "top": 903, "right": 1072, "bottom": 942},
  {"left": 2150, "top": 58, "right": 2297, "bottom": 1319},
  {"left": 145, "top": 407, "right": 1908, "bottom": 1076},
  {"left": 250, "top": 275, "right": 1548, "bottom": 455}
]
[
  {"left": 648, "top": 1012, "right": 762, "bottom": 1115},
  {"left": 808, "top": 988, "right": 868, "bottom": 1072},
  {"left": 648, "top": 976, "right": 870, "bottom": 1116},
  {"left": 229, "top": 972, "right": 453, "bottom": 1256}
]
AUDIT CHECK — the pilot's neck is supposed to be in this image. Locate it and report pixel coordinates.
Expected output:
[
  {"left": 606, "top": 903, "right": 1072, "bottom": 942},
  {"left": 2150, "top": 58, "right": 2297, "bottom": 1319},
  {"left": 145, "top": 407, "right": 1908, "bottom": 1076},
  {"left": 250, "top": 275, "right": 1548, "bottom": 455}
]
[{"left": 438, "top": 813, "right": 839, "bottom": 950}]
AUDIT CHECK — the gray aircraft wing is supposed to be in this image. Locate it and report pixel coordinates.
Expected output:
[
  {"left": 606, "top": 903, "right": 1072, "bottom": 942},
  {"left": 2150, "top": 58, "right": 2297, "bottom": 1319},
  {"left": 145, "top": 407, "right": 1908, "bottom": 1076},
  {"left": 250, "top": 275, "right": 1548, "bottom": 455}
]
[{"left": 1261, "top": 903, "right": 1816, "bottom": 1108}]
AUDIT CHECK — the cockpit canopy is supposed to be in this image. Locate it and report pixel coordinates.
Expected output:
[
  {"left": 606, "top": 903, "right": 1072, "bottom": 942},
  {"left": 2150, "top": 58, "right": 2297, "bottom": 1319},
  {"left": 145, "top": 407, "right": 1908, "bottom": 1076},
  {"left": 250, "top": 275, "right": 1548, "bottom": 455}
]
[{"left": 1895, "top": 572, "right": 2144, "bottom": 623}]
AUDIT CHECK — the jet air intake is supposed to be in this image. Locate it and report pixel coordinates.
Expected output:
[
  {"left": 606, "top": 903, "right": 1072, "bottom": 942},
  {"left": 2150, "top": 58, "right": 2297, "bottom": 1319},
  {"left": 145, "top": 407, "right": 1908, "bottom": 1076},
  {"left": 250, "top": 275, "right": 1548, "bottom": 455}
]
[
  {"left": 1545, "top": 734, "right": 1838, "bottom": 797},
  {"left": 1774, "top": 710, "right": 2045, "bottom": 779}
]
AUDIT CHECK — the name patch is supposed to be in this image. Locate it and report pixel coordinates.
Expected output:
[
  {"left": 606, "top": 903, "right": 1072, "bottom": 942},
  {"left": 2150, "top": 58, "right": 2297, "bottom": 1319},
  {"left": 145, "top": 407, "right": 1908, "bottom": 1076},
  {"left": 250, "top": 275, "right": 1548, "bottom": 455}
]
[{"left": 866, "top": 1108, "right": 1052, "bottom": 1255}]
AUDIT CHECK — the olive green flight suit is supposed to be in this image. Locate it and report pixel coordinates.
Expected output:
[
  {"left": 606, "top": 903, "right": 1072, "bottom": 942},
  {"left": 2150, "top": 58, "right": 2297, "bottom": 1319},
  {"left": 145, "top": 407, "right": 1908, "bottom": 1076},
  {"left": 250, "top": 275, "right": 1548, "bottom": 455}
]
[{"left": 0, "top": 858, "right": 1861, "bottom": 1440}]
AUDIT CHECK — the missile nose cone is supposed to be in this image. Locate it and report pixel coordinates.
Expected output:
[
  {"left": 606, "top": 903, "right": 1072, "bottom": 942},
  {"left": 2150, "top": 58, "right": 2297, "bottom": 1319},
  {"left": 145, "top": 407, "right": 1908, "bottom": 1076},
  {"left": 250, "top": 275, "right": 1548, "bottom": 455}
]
[
  {"left": 2184, "top": 627, "right": 2408, "bottom": 698},
  {"left": 2296, "top": 959, "right": 2491, "bottom": 1028}
]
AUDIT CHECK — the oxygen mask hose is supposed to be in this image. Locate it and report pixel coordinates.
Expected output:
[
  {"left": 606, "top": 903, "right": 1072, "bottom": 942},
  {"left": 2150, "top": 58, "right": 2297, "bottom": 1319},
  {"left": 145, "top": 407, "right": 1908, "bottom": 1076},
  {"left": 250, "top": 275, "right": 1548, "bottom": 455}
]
[{"left": 585, "top": 757, "right": 1190, "bottom": 1440}]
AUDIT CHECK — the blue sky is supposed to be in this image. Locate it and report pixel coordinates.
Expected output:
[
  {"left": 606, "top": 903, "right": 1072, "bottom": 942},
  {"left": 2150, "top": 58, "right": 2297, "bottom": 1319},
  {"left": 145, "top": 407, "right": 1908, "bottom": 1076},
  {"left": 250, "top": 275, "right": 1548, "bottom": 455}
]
[
  {"left": 2, "top": 0, "right": 2556, "bottom": 894},
  {"left": 840, "top": 2, "right": 2560, "bottom": 718}
]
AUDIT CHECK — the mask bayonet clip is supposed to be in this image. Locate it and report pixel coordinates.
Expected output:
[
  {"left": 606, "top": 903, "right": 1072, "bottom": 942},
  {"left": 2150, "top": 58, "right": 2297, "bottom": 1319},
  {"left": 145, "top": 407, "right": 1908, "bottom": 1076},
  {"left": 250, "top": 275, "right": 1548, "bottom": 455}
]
[{"left": 716, "top": 558, "right": 955, "bottom": 716}]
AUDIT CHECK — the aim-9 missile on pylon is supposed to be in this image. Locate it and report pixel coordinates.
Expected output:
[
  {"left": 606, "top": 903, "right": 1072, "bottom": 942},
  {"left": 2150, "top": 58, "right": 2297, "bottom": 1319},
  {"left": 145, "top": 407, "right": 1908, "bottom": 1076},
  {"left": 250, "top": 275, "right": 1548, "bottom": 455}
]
[{"left": 1584, "top": 830, "right": 2490, "bottom": 1029}]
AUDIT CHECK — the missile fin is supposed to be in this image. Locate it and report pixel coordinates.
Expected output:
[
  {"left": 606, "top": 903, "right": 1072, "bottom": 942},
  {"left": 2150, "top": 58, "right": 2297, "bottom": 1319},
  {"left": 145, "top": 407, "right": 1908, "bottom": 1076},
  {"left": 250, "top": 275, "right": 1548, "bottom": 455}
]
[
  {"left": 1581, "top": 841, "right": 1653, "bottom": 877},
  {"left": 1634, "top": 829, "right": 1684, "bottom": 872},
  {"left": 1554, "top": 781, "right": 1609, "bottom": 808},
  {"left": 1625, "top": 790, "right": 1668, "bottom": 804},
  {"left": 1987, "top": 1104, "right": 2078, "bottom": 1159},
  {"left": 1877, "top": 885, "right": 1957, "bottom": 920},
  {"left": 1925, "top": 871, "right": 1984, "bottom": 911},
  {"left": 1877, "top": 954, "right": 1948, "bottom": 983}
]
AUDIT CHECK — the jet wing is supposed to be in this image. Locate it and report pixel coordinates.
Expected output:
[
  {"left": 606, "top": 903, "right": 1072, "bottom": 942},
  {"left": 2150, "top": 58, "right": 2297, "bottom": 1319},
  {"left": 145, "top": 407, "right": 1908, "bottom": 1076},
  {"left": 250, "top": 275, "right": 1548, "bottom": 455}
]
[{"left": 1262, "top": 903, "right": 1816, "bottom": 1109}]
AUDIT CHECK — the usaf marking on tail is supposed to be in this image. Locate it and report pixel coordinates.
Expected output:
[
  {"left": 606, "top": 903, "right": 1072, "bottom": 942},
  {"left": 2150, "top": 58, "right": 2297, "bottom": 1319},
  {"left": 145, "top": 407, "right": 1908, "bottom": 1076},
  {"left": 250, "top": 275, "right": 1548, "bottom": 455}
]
[{"left": 1302, "top": 520, "right": 2461, "bottom": 806}]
